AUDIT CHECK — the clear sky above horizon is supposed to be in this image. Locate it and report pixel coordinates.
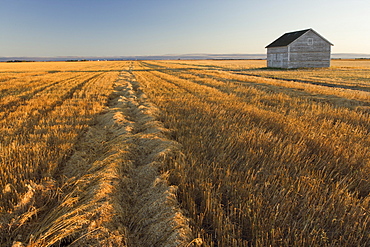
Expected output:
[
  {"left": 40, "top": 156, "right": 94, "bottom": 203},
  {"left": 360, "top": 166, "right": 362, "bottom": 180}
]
[{"left": 1, "top": 0, "right": 369, "bottom": 57}]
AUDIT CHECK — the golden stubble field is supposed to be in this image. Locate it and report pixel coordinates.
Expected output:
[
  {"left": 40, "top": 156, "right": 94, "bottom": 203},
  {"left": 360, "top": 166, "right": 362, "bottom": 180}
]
[{"left": 0, "top": 60, "right": 369, "bottom": 246}]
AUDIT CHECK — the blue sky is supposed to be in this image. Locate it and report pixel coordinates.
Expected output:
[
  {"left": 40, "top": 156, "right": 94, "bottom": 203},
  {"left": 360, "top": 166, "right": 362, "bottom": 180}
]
[{"left": 1, "top": 0, "right": 369, "bottom": 57}]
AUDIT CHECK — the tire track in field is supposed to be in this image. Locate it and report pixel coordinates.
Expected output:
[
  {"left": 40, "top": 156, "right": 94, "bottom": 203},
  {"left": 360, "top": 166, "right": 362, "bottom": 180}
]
[
  {"left": 177, "top": 67, "right": 370, "bottom": 108},
  {"left": 141, "top": 61, "right": 370, "bottom": 109},
  {"left": 146, "top": 60, "right": 370, "bottom": 93},
  {"left": 235, "top": 72, "right": 370, "bottom": 92},
  {"left": 26, "top": 69, "right": 195, "bottom": 246},
  {"left": 137, "top": 68, "right": 370, "bottom": 196}
]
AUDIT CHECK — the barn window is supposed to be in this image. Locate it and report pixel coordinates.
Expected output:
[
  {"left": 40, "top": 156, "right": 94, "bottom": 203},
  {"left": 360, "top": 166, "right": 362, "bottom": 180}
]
[{"left": 307, "top": 38, "right": 313, "bottom": 45}]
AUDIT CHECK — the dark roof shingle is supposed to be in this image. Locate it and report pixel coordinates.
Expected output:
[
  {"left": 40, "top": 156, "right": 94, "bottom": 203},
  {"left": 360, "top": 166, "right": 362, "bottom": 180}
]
[{"left": 265, "top": 29, "right": 311, "bottom": 48}]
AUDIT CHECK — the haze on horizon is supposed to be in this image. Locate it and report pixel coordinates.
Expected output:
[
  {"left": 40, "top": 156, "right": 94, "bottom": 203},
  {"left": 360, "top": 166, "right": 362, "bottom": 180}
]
[{"left": 1, "top": 0, "right": 369, "bottom": 57}]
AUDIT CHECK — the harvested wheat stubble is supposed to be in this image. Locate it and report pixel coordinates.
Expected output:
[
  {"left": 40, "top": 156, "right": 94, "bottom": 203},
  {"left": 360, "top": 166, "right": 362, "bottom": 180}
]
[
  {"left": 22, "top": 69, "right": 194, "bottom": 246},
  {"left": 133, "top": 60, "right": 370, "bottom": 246}
]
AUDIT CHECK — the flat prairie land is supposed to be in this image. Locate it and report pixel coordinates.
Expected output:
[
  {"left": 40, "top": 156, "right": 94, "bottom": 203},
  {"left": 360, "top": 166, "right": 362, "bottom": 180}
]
[{"left": 0, "top": 60, "right": 369, "bottom": 246}]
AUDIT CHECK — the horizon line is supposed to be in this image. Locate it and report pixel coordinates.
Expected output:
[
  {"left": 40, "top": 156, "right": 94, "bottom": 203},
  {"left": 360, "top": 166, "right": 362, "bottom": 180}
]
[{"left": 1, "top": 53, "right": 370, "bottom": 62}]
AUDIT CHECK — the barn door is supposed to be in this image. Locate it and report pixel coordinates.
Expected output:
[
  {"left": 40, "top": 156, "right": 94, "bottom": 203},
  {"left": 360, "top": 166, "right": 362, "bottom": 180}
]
[{"left": 277, "top": 54, "right": 283, "bottom": 67}]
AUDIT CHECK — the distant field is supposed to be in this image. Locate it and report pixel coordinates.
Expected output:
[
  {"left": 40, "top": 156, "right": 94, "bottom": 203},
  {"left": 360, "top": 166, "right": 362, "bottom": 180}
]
[{"left": 1, "top": 60, "right": 370, "bottom": 246}]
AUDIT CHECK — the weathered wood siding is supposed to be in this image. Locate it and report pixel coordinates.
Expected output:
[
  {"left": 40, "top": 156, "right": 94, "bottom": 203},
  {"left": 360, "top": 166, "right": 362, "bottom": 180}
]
[
  {"left": 266, "top": 30, "right": 331, "bottom": 68},
  {"left": 288, "top": 30, "right": 331, "bottom": 68},
  {"left": 267, "top": 46, "right": 289, "bottom": 68}
]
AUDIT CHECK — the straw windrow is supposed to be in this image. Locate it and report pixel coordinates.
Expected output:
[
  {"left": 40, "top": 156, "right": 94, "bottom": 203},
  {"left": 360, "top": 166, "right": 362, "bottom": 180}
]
[{"left": 0, "top": 62, "right": 194, "bottom": 246}]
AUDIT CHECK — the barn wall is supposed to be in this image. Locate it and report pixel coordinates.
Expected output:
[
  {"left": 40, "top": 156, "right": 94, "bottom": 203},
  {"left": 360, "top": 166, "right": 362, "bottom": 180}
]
[
  {"left": 266, "top": 46, "right": 289, "bottom": 68},
  {"left": 287, "top": 30, "right": 331, "bottom": 68}
]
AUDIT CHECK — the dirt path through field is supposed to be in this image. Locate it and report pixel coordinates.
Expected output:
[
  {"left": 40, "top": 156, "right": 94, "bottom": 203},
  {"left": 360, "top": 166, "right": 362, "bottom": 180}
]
[{"left": 26, "top": 67, "right": 193, "bottom": 246}]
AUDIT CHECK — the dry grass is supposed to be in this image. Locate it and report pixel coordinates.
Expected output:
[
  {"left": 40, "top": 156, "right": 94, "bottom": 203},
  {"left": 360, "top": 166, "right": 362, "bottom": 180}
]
[
  {"left": 134, "top": 60, "right": 370, "bottom": 246},
  {"left": 0, "top": 61, "right": 123, "bottom": 245},
  {"left": 1, "top": 59, "right": 370, "bottom": 246},
  {"left": 0, "top": 61, "right": 193, "bottom": 246}
]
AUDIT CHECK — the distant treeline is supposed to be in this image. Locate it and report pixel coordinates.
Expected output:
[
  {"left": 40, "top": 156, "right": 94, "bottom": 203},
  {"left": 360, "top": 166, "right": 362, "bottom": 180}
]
[
  {"left": 66, "top": 59, "right": 89, "bottom": 62},
  {"left": 6, "top": 60, "right": 35, "bottom": 63},
  {"left": 4, "top": 59, "right": 91, "bottom": 63},
  {"left": 334, "top": 58, "right": 370, "bottom": 60}
]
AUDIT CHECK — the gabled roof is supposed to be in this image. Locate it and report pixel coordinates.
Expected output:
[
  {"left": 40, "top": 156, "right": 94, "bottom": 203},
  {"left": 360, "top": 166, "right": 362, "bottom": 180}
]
[{"left": 265, "top": 28, "right": 333, "bottom": 48}]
